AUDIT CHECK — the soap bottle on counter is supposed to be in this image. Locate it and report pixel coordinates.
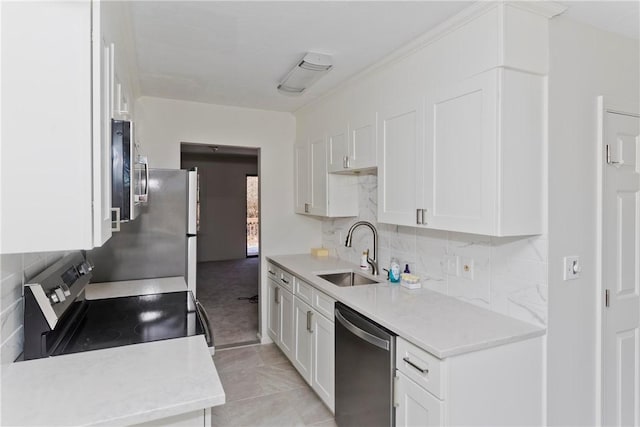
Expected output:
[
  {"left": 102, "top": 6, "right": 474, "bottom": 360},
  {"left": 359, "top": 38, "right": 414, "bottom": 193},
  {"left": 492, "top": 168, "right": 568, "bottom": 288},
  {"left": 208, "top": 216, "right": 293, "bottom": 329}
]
[
  {"left": 360, "top": 251, "right": 369, "bottom": 270},
  {"left": 389, "top": 258, "right": 401, "bottom": 283}
]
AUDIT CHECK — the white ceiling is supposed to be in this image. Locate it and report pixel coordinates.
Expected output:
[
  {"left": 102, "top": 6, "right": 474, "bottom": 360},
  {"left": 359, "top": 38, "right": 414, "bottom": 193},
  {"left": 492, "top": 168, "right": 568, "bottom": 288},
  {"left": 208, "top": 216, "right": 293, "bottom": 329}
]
[{"left": 128, "top": 1, "right": 639, "bottom": 113}]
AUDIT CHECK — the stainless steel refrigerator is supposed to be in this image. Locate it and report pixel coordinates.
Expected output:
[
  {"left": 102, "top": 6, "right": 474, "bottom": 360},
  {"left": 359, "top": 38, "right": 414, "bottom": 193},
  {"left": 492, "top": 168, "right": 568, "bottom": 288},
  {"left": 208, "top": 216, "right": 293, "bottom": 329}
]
[{"left": 88, "top": 169, "right": 198, "bottom": 295}]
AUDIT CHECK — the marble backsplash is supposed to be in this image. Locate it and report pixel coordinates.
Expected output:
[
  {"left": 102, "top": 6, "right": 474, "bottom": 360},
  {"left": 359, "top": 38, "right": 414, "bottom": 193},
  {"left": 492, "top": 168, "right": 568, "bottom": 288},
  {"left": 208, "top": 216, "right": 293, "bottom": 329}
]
[
  {"left": 0, "top": 251, "right": 66, "bottom": 364},
  {"left": 321, "top": 175, "right": 548, "bottom": 328}
]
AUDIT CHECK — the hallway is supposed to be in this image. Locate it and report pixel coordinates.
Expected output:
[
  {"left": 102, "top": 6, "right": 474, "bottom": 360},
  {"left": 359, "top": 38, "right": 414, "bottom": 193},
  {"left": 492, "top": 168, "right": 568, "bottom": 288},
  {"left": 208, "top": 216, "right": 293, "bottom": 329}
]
[{"left": 197, "top": 258, "right": 260, "bottom": 348}]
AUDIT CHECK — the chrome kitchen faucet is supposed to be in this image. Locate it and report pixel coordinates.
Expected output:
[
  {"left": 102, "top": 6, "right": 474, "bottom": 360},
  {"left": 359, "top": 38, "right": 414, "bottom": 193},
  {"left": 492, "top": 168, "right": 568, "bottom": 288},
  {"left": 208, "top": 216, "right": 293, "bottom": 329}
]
[{"left": 344, "top": 221, "right": 379, "bottom": 276}]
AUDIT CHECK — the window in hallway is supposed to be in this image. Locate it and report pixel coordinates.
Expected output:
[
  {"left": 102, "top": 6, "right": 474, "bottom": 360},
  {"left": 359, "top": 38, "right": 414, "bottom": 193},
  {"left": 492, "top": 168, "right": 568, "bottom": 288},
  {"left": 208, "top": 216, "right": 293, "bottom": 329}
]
[{"left": 246, "top": 175, "right": 259, "bottom": 257}]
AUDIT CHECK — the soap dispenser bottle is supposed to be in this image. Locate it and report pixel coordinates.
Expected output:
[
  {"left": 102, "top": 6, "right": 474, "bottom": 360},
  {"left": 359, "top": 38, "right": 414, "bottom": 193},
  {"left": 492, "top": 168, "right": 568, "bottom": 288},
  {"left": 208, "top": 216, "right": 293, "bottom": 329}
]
[{"left": 389, "top": 258, "right": 401, "bottom": 283}]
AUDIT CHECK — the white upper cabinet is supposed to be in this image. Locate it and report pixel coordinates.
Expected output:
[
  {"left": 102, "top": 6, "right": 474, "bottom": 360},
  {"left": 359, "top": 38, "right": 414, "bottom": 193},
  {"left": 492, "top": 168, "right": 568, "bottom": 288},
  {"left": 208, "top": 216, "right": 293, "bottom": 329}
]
[
  {"left": 294, "top": 141, "right": 310, "bottom": 214},
  {"left": 293, "top": 2, "right": 556, "bottom": 235},
  {"left": 327, "top": 91, "right": 377, "bottom": 173},
  {"left": 347, "top": 109, "right": 377, "bottom": 171},
  {"left": 309, "top": 135, "right": 328, "bottom": 216},
  {"left": 294, "top": 135, "right": 358, "bottom": 218},
  {"left": 377, "top": 92, "right": 423, "bottom": 226},
  {"left": 422, "top": 68, "right": 544, "bottom": 236},
  {"left": 1, "top": 1, "right": 115, "bottom": 253}
]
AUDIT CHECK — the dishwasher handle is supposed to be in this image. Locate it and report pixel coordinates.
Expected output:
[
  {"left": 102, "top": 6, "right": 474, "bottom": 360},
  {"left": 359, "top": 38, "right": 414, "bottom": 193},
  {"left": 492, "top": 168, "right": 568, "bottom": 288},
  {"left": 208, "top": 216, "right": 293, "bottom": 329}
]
[{"left": 335, "top": 309, "right": 390, "bottom": 351}]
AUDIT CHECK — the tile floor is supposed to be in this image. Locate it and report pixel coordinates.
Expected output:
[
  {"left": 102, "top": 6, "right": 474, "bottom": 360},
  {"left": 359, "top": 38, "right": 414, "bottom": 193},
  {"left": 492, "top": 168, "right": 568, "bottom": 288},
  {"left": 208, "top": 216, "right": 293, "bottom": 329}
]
[
  {"left": 197, "top": 258, "right": 260, "bottom": 348},
  {"left": 211, "top": 344, "right": 337, "bottom": 427}
]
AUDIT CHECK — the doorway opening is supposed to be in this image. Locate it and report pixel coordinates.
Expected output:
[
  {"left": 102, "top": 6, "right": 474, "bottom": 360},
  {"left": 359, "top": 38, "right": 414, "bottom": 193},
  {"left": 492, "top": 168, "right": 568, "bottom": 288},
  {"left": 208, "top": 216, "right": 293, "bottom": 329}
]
[
  {"left": 181, "top": 143, "right": 261, "bottom": 349},
  {"left": 246, "top": 175, "right": 259, "bottom": 257}
]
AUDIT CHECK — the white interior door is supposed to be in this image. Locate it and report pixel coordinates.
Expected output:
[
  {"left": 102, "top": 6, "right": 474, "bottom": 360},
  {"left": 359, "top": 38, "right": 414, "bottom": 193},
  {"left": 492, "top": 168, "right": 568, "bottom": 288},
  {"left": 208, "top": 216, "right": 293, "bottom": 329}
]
[{"left": 603, "top": 110, "right": 640, "bottom": 427}]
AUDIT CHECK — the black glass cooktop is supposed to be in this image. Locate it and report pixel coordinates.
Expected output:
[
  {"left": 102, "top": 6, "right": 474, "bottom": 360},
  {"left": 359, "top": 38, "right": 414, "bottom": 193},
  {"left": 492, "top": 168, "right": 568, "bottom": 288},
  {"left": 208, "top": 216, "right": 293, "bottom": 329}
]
[{"left": 54, "top": 291, "right": 204, "bottom": 356}]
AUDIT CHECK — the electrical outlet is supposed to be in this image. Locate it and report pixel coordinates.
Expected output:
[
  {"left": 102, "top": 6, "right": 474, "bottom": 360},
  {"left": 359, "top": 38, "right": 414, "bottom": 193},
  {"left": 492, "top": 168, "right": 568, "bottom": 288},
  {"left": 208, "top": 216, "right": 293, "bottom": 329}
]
[
  {"left": 461, "top": 257, "right": 474, "bottom": 280},
  {"left": 563, "top": 256, "right": 581, "bottom": 280},
  {"left": 445, "top": 255, "right": 459, "bottom": 276}
]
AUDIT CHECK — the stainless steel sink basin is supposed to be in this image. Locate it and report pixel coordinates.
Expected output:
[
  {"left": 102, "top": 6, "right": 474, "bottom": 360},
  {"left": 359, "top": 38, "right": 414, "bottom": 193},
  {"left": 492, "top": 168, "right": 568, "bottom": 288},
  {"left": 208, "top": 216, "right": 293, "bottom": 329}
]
[{"left": 317, "top": 272, "right": 379, "bottom": 287}]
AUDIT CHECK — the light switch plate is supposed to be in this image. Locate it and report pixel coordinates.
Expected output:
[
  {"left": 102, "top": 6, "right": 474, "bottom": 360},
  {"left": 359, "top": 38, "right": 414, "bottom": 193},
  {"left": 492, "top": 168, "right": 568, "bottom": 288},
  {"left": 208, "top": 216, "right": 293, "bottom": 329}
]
[{"left": 563, "top": 256, "right": 581, "bottom": 280}]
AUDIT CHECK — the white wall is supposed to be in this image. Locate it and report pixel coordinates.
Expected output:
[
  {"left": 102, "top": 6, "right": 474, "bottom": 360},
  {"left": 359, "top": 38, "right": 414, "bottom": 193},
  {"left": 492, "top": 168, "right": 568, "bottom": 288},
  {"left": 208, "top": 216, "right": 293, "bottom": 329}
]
[
  {"left": 181, "top": 153, "right": 258, "bottom": 262},
  {"left": 134, "top": 96, "right": 321, "bottom": 341},
  {"left": 547, "top": 16, "right": 639, "bottom": 425}
]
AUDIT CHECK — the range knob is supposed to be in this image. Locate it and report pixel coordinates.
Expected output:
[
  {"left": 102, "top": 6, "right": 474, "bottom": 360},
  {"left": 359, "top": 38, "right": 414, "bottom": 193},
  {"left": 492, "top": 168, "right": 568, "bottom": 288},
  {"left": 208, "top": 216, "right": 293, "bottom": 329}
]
[
  {"left": 77, "top": 261, "right": 93, "bottom": 275},
  {"left": 48, "top": 287, "right": 67, "bottom": 304}
]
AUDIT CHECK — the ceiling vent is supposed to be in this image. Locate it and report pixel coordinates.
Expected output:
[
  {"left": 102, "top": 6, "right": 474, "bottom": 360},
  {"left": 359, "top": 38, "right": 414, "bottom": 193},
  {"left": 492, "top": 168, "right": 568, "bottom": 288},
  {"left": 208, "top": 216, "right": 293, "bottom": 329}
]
[{"left": 277, "top": 52, "right": 332, "bottom": 95}]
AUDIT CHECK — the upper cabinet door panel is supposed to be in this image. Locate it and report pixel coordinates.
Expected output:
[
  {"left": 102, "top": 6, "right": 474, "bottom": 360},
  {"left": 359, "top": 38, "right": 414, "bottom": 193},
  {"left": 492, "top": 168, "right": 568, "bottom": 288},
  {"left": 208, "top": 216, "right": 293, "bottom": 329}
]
[
  {"left": 309, "top": 136, "right": 328, "bottom": 215},
  {"left": 1, "top": 1, "right": 94, "bottom": 253},
  {"left": 349, "top": 112, "right": 377, "bottom": 170},
  {"left": 328, "top": 127, "right": 349, "bottom": 173},
  {"left": 377, "top": 95, "right": 423, "bottom": 226},
  {"left": 294, "top": 142, "right": 310, "bottom": 214},
  {"left": 425, "top": 70, "right": 498, "bottom": 233}
]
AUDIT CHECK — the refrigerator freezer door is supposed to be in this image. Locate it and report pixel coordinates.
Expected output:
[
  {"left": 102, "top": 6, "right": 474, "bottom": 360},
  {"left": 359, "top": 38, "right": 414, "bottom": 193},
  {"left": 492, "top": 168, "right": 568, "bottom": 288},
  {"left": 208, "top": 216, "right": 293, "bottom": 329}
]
[
  {"left": 188, "top": 169, "right": 198, "bottom": 235},
  {"left": 187, "top": 236, "right": 197, "bottom": 296}
]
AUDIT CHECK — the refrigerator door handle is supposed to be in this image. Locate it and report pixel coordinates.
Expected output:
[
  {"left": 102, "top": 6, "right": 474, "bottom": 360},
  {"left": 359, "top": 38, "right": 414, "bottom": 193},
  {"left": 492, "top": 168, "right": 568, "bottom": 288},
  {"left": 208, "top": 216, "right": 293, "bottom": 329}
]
[
  {"left": 187, "top": 169, "right": 198, "bottom": 235},
  {"left": 195, "top": 299, "right": 214, "bottom": 348}
]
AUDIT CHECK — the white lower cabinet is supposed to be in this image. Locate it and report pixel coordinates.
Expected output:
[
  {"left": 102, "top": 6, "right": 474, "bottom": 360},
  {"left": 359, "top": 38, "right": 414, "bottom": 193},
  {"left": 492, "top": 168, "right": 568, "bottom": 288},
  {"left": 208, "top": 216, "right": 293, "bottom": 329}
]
[
  {"left": 395, "top": 371, "right": 443, "bottom": 427},
  {"left": 311, "top": 311, "right": 335, "bottom": 412},
  {"left": 274, "top": 274, "right": 336, "bottom": 412},
  {"left": 278, "top": 286, "right": 294, "bottom": 359},
  {"left": 395, "top": 336, "right": 544, "bottom": 426},
  {"left": 293, "top": 297, "right": 314, "bottom": 383},
  {"left": 267, "top": 272, "right": 294, "bottom": 360},
  {"left": 266, "top": 279, "right": 279, "bottom": 341}
]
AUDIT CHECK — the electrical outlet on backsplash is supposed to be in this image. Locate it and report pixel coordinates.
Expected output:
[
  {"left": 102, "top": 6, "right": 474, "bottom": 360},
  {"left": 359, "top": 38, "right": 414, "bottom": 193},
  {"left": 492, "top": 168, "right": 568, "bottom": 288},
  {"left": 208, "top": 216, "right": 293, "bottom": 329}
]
[{"left": 320, "top": 174, "right": 548, "bottom": 328}]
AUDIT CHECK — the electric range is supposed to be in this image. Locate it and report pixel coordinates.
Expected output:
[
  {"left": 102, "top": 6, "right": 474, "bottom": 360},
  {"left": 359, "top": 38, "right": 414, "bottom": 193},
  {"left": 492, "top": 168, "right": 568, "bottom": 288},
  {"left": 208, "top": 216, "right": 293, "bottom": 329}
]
[{"left": 23, "top": 252, "right": 212, "bottom": 361}]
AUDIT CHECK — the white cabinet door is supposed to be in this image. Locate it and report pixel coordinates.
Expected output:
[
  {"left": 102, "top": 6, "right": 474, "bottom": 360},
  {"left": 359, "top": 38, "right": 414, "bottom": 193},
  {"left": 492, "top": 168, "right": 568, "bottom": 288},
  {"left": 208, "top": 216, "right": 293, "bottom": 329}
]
[
  {"left": 309, "top": 135, "right": 328, "bottom": 216},
  {"left": 377, "top": 95, "right": 423, "bottom": 226},
  {"left": 278, "top": 287, "right": 295, "bottom": 359},
  {"left": 294, "top": 141, "right": 310, "bottom": 214},
  {"left": 423, "top": 68, "right": 544, "bottom": 236},
  {"left": 293, "top": 297, "right": 313, "bottom": 384},
  {"left": 395, "top": 371, "right": 443, "bottom": 427},
  {"left": 266, "top": 279, "right": 280, "bottom": 342},
  {"left": 423, "top": 70, "right": 497, "bottom": 234},
  {"left": 312, "top": 312, "right": 335, "bottom": 412},
  {"left": 327, "top": 126, "right": 349, "bottom": 173},
  {"left": 348, "top": 111, "right": 377, "bottom": 170},
  {"left": 92, "top": 5, "right": 114, "bottom": 246},
  {"left": 0, "top": 1, "right": 114, "bottom": 253}
]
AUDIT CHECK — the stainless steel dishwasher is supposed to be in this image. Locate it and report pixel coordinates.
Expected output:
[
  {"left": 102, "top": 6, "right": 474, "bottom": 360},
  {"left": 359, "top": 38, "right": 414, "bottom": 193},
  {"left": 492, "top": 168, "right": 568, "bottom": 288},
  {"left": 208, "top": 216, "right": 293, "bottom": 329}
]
[{"left": 335, "top": 302, "right": 396, "bottom": 427}]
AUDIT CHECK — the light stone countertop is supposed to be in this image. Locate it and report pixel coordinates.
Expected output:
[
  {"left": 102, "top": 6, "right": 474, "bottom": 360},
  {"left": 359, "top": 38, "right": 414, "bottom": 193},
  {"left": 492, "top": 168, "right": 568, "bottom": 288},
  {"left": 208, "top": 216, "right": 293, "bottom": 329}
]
[
  {"left": 1, "top": 335, "right": 225, "bottom": 426},
  {"left": 85, "top": 276, "right": 188, "bottom": 300},
  {"left": 268, "top": 254, "right": 545, "bottom": 359}
]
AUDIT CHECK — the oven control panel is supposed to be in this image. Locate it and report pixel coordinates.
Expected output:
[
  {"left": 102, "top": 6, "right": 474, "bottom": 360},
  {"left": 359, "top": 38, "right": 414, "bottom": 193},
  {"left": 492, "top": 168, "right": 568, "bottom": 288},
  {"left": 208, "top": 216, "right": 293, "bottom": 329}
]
[{"left": 25, "top": 252, "right": 94, "bottom": 329}]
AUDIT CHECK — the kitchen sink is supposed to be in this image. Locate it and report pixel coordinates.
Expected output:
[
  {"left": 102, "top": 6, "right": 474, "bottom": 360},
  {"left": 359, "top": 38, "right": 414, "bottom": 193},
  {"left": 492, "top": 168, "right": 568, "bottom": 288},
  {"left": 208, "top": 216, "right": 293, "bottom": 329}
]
[{"left": 317, "top": 272, "right": 379, "bottom": 287}]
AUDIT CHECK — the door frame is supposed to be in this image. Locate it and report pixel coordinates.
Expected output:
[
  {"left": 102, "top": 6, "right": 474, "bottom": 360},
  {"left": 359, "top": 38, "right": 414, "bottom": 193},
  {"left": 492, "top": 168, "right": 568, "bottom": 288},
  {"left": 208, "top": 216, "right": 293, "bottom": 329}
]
[{"left": 596, "top": 96, "right": 640, "bottom": 424}]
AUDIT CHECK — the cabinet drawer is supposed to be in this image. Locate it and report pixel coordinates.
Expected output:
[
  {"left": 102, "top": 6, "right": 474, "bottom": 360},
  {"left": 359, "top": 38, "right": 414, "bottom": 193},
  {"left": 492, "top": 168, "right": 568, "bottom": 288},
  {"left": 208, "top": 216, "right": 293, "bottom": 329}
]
[
  {"left": 312, "top": 289, "right": 335, "bottom": 321},
  {"left": 279, "top": 269, "right": 294, "bottom": 293},
  {"left": 295, "top": 278, "right": 313, "bottom": 305},
  {"left": 267, "top": 263, "right": 280, "bottom": 281},
  {"left": 396, "top": 337, "right": 444, "bottom": 399}
]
